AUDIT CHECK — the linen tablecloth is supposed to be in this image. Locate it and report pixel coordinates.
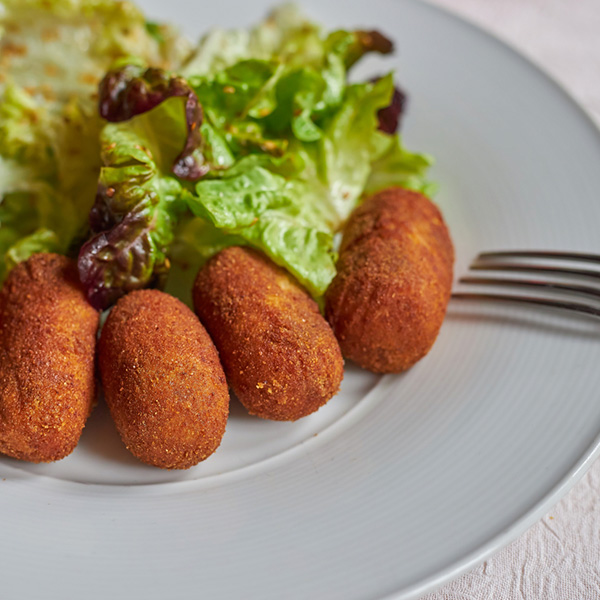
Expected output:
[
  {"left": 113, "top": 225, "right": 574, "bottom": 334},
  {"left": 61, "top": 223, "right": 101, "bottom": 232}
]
[{"left": 421, "top": 0, "right": 600, "bottom": 598}]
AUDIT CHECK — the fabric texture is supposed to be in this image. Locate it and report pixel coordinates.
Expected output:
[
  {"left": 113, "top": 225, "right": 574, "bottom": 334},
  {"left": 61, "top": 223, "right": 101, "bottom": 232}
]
[{"left": 422, "top": 0, "right": 600, "bottom": 598}]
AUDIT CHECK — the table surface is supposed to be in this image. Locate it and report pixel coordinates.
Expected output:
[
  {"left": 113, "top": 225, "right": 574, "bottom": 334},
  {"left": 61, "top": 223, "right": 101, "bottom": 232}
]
[{"left": 421, "top": 0, "right": 600, "bottom": 598}]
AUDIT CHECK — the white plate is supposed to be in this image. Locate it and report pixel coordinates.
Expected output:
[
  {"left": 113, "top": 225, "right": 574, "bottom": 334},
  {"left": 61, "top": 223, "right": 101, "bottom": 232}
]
[{"left": 3, "top": 1, "right": 600, "bottom": 598}]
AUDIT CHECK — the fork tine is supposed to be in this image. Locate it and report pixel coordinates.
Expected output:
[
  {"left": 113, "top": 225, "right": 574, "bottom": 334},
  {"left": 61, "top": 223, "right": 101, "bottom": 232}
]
[
  {"left": 455, "top": 251, "right": 600, "bottom": 319},
  {"left": 478, "top": 250, "right": 600, "bottom": 264},
  {"left": 469, "top": 263, "right": 600, "bottom": 280},
  {"left": 451, "top": 293, "right": 600, "bottom": 318},
  {"left": 458, "top": 276, "right": 600, "bottom": 300}
]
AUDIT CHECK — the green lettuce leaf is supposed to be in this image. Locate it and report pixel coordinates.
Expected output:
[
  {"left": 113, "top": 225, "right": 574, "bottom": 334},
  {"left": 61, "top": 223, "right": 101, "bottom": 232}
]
[
  {"left": 188, "top": 156, "right": 336, "bottom": 296},
  {"left": 165, "top": 216, "right": 245, "bottom": 306},
  {"left": 180, "top": 67, "right": 432, "bottom": 297},
  {"left": 0, "top": 191, "right": 62, "bottom": 281},
  {"left": 365, "top": 134, "right": 436, "bottom": 197},
  {"left": 0, "top": 0, "right": 190, "bottom": 102},
  {"left": 301, "top": 74, "right": 399, "bottom": 228},
  {"left": 0, "top": 0, "right": 190, "bottom": 281},
  {"left": 172, "top": 13, "right": 432, "bottom": 299},
  {"left": 0, "top": 1, "right": 434, "bottom": 305},
  {"left": 180, "top": 4, "right": 322, "bottom": 77},
  {"left": 0, "top": 84, "right": 91, "bottom": 274}
]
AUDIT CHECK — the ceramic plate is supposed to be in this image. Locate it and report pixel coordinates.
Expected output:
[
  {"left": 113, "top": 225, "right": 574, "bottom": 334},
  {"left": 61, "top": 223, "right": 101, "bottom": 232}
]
[{"left": 3, "top": 1, "right": 600, "bottom": 598}]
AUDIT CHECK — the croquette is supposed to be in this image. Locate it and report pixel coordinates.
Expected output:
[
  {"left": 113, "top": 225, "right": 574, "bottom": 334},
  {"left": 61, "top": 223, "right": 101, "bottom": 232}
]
[
  {"left": 193, "top": 247, "right": 344, "bottom": 421},
  {"left": 98, "top": 289, "right": 229, "bottom": 469},
  {"left": 325, "top": 187, "right": 454, "bottom": 373},
  {"left": 0, "top": 253, "right": 99, "bottom": 462}
]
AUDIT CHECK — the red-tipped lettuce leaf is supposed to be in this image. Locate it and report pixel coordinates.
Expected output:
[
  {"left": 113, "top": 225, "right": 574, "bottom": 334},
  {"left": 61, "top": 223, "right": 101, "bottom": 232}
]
[
  {"left": 99, "top": 64, "right": 207, "bottom": 180},
  {"left": 78, "top": 98, "right": 188, "bottom": 309}
]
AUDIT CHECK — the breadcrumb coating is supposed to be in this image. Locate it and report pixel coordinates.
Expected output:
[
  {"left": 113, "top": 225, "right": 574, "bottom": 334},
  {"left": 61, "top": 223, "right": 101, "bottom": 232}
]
[
  {"left": 325, "top": 188, "right": 454, "bottom": 373},
  {"left": 0, "top": 253, "right": 99, "bottom": 462},
  {"left": 193, "top": 247, "right": 344, "bottom": 421},
  {"left": 98, "top": 289, "right": 229, "bottom": 469}
]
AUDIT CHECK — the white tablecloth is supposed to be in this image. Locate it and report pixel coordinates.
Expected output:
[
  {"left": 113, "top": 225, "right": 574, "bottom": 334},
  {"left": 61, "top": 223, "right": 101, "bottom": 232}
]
[{"left": 421, "top": 0, "right": 600, "bottom": 598}]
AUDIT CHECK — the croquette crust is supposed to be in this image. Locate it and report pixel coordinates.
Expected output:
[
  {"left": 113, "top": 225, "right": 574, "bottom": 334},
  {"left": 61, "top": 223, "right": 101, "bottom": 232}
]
[
  {"left": 193, "top": 247, "right": 344, "bottom": 421},
  {"left": 0, "top": 253, "right": 99, "bottom": 462},
  {"left": 98, "top": 289, "right": 229, "bottom": 469},
  {"left": 325, "top": 188, "right": 454, "bottom": 373}
]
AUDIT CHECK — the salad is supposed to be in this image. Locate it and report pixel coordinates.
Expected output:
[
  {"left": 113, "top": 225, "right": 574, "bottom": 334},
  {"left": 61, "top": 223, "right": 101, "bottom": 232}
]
[{"left": 0, "top": 0, "right": 433, "bottom": 308}]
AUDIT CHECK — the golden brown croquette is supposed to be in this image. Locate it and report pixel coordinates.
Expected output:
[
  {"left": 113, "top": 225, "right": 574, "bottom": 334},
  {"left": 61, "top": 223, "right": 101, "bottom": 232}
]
[
  {"left": 0, "top": 253, "right": 99, "bottom": 462},
  {"left": 193, "top": 247, "right": 344, "bottom": 421},
  {"left": 325, "top": 188, "right": 454, "bottom": 373},
  {"left": 98, "top": 289, "right": 229, "bottom": 469}
]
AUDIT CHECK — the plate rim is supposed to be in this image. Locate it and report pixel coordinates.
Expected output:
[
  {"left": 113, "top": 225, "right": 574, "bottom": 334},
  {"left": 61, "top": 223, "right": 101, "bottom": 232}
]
[
  {"left": 384, "top": 1, "right": 600, "bottom": 597},
  {"left": 2, "top": 1, "right": 600, "bottom": 598}
]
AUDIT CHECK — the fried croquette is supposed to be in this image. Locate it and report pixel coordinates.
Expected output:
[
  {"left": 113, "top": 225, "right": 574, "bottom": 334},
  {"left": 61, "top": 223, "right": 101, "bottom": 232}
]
[
  {"left": 193, "top": 247, "right": 344, "bottom": 421},
  {"left": 0, "top": 253, "right": 99, "bottom": 462},
  {"left": 98, "top": 289, "right": 229, "bottom": 469},
  {"left": 325, "top": 187, "right": 454, "bottom": 373}
]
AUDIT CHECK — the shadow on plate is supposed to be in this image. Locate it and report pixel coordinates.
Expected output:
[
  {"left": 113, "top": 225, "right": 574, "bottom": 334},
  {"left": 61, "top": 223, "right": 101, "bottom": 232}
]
[
  {"left": 77, "top": 398, "right": 148, "bottom": 467},
  {"left": 227, "top": 392, "right": 256, "bottom": 421},
  {"left": 446, "top": 304, "right": 600, "bottom": 339}
]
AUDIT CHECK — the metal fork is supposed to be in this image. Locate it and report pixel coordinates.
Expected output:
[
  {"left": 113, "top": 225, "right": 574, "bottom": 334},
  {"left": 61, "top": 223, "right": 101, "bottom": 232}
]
[{"left": 452, "top": 250, "right": 600, "bottom": 318}]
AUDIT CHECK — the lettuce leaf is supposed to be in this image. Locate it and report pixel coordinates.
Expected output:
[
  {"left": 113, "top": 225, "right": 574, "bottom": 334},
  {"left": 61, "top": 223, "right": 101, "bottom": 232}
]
[
  {"left": 98, "top": 63, "right": 207, "bottom": 180},
  {"left": 180, "top": 4, "right": 322, "bottom": 77},
  {"left": 0, "top": 0, "right": 190, "bottom": 101},
  {"left": 365, "top": 134, "right": 436, "bottom": 197},
  {"left": 1, "top": 1, "right": 434, "bottom": 304},
  {"left": 165, "top": 216, "right": 245, "bottom": 306},
  {"left": 189, "top": 156, "right": 336, "bottom": 296},
  {"left": 78, "top": 97, "right": 190, "bottom": 309},
  {"left": 89, "top": 7, "right": 432, "bottom": 302},
  {"left": 0, "top": 84, "right": 96, "bottom": 275},
  {"left": 304, "top": 75, "right": 398, "bottom": 228},
  {"left": 0, "top": 0, "right": 190, "bottom": 281},
  {"left": 181, "top": 73, "right": 429, "bottom": 297}
]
